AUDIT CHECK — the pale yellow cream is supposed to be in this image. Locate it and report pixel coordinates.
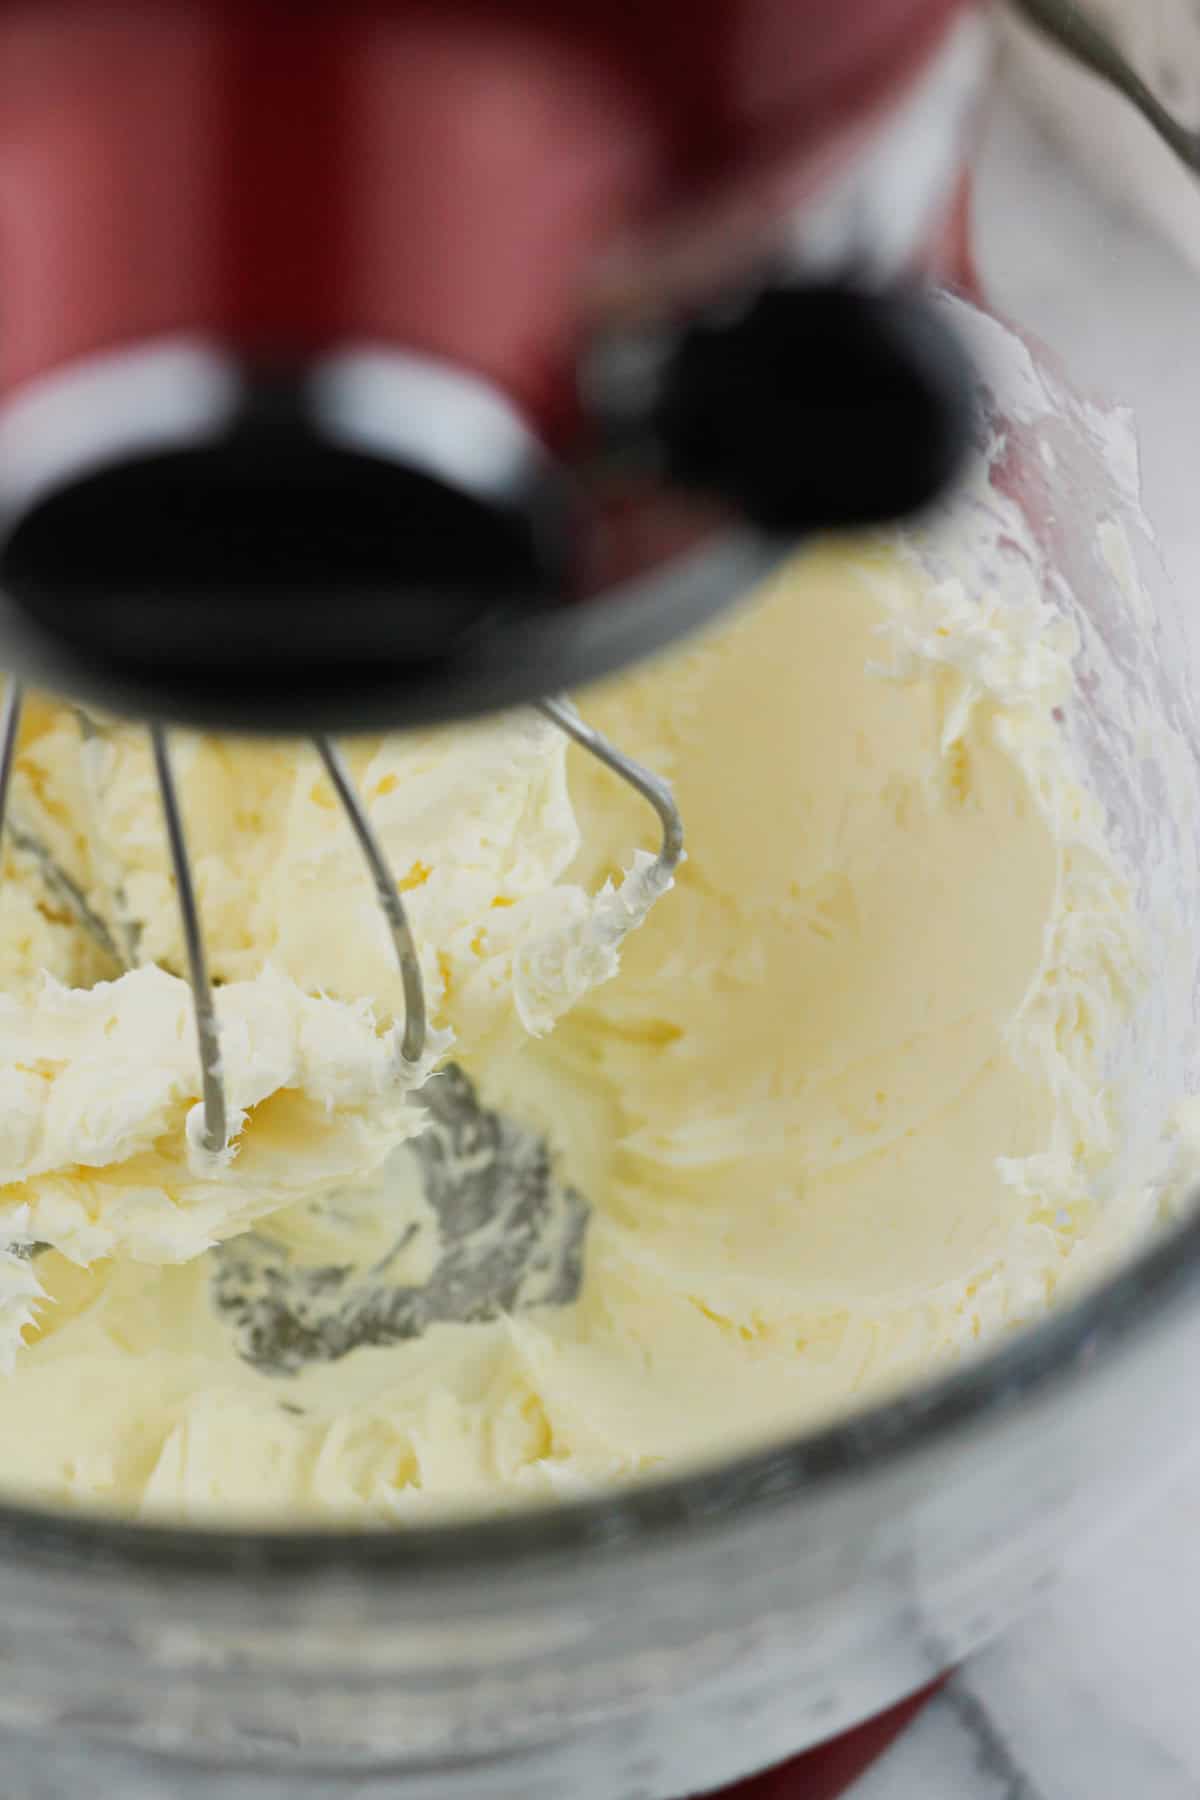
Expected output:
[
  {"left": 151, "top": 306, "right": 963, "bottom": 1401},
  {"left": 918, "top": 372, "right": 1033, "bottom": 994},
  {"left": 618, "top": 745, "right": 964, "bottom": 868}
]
[{"left": 0, "top": 536, "right": 1145, "bottom": 1522}]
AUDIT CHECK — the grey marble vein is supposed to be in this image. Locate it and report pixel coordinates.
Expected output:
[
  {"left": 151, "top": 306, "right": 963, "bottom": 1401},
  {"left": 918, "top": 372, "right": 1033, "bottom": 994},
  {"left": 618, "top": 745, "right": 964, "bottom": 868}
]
[{"left": 939, "top": 1687, "right": 1048, "bottom": 1800}]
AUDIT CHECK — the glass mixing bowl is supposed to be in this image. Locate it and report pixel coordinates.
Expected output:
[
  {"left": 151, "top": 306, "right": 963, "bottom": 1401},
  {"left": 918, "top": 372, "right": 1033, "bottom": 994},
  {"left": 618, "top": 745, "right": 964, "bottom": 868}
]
[{"left": 0, "top": 254, "right": 1197, "bottom": 1800}]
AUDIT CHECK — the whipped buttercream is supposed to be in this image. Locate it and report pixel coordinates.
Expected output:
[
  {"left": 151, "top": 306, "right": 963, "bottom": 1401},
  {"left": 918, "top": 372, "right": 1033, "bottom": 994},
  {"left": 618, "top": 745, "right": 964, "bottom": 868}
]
[{"left": 0, "top": 510, "right": 1167, "bottom": 1521}]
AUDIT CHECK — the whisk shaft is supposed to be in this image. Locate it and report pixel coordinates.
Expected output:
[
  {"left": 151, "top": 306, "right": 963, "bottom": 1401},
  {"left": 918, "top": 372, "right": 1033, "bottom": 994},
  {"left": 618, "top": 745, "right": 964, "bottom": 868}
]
[
  {"left": 0, "top": 682, "right": 23, "bottom": 852},
  {"left": 151, "top": 726, "right": 229, "bottom": 1156},
  {"left": 314, "top": 736, "right": 427, "bottom": 1067}
]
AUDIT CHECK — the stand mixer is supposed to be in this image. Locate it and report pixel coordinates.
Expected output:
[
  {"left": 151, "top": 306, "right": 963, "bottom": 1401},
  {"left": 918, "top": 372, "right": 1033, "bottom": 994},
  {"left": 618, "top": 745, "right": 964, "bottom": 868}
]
[{"left": 1, "top": 6, "right": 1193, "bottom": 1799}]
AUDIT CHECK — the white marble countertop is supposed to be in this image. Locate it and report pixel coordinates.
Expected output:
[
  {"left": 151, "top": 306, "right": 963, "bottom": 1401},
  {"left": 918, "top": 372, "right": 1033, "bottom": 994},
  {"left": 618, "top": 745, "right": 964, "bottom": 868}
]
[
  {"left": 848, "top": 69, "right": 1200, "bottom": 1800},
  {"left": 852, "top": 1446, "right": 1200, "bottom": 1799}
]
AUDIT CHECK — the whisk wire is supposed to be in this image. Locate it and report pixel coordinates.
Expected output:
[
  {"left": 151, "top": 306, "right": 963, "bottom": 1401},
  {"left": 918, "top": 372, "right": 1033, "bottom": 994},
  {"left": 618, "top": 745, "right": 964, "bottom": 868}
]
[
  {"left": 539, "top": 695, "right": 685, "bottom": 880},
  {"left": 150, "top": 724, "right": 229, "bottom": 1156},
  {"left": 0, "top": 681, "right": 23, "bottom": 851},
  {"left": 314, "top": 736, "right": 427, "bottom": 1067}
]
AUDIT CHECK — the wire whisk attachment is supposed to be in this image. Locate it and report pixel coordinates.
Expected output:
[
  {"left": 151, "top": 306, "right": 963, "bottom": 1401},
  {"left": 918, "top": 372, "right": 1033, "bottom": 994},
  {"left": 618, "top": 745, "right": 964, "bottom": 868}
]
[{"left": 0, "top": 688, "right": 683, "bottom": 1158}]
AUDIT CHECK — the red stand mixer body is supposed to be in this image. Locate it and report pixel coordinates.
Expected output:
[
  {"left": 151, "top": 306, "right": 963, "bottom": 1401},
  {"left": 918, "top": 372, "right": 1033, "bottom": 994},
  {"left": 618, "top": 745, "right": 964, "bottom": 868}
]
[{"left": 0, "top": 0, "right": 972, "bottom": 428}]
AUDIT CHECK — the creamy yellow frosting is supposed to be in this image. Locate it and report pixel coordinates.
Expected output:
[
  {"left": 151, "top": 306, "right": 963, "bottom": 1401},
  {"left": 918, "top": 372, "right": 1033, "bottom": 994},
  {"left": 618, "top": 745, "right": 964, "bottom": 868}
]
[{"left": 0, "top": 532, "right": 1150, "bottom": 1523}]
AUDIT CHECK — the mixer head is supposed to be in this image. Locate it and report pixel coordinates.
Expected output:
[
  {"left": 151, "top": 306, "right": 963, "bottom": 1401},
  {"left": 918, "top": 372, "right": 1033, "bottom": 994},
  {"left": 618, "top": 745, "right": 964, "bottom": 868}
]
[{"left": 0, "top": 0, "right": 984, "bottom": 736}]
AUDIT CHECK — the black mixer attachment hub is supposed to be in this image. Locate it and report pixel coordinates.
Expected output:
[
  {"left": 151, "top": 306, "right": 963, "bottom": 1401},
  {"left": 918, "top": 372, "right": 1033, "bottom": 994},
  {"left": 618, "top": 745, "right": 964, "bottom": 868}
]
[{"left": 0, "top": 284, "right": 973, "bottom": 734}]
